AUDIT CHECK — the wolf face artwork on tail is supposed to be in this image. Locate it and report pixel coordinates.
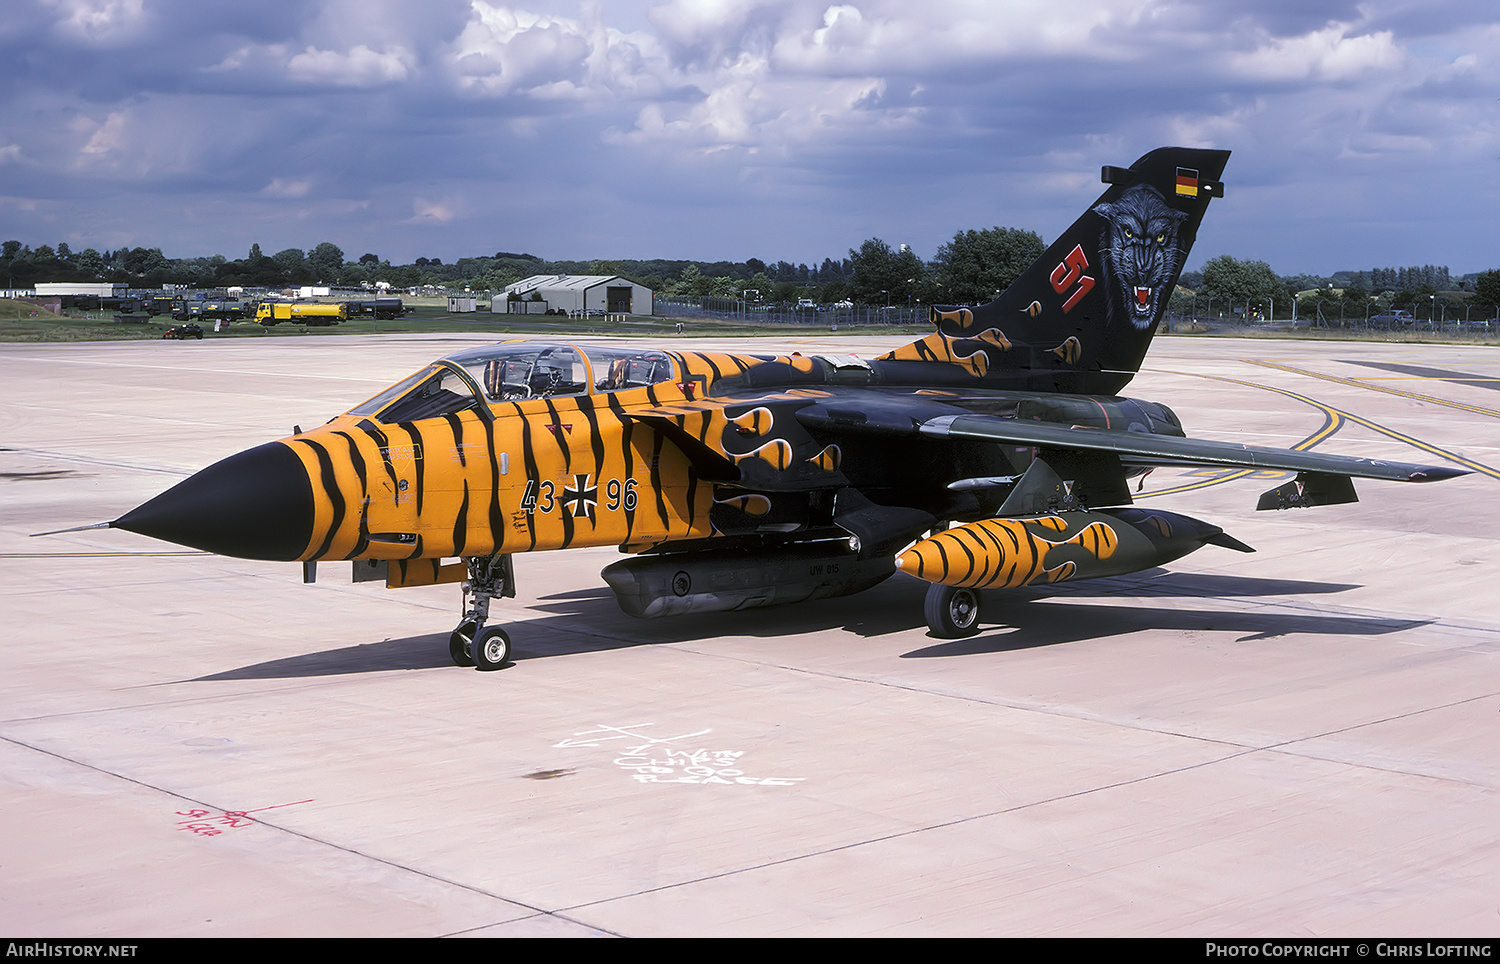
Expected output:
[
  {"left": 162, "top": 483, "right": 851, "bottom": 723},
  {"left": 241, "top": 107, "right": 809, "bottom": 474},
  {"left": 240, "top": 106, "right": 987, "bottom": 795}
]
[{"left": 52, "top": 147, "right": 1467, "bottom": 666}]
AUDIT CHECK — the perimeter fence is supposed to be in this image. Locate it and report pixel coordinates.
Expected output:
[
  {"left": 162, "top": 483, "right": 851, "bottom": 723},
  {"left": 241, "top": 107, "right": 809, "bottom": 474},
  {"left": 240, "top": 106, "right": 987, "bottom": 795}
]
[
  {"left": 661, "top": 299, "right": 1499, "bottom": 340},
  {"left": 658, "top": 299, "right": 927, "bottom": 327},
  {"left": 1165, "top": 313, "right": 1498, "bottom": 340}
]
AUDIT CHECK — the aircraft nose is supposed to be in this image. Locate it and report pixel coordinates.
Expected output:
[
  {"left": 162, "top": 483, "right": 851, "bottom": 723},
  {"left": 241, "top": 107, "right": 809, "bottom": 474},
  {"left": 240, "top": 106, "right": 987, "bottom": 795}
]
[{"left": 113, "top": 442, "right": 314, "bottom": 561}]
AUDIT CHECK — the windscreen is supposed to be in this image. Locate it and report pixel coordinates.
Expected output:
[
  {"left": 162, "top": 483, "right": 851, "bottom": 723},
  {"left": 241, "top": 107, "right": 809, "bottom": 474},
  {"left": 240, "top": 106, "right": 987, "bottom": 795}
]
[{"left": 346, "top": 365, "right": 482, "bottom": 421}]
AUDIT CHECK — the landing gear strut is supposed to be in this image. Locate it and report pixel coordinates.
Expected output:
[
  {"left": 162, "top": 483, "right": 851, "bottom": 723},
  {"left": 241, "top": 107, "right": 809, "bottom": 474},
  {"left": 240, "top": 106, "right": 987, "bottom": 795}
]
[{"left": 449, "top": 553, "right": 516, "bottom": 670}]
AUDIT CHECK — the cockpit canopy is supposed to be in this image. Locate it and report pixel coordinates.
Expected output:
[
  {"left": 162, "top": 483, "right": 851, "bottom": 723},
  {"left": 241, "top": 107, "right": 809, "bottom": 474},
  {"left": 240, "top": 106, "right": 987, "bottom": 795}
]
[{"left": 347, "top": 342, "right": 677, "bottom": 423}]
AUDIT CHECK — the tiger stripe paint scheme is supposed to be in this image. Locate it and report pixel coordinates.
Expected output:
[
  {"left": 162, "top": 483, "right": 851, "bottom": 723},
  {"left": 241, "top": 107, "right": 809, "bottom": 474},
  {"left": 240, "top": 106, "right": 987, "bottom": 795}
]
[
  {"left": 282, "top": 365, "right": 721, "bottom": 564},
  {"left": 105, "top": 147, "right": 1468, "bottom": 647},
  {"left": 268, "top": 347, "right": 854, "bottom": 567},
  {"left": 877, "top": 309, "right": 1015, "bottom": 379},
  {"left": 897, "top": 514, "right": 1121, "bottom": 590},
  {"left": 897, "top": 507, "right": 1253, "bottom": 592}
]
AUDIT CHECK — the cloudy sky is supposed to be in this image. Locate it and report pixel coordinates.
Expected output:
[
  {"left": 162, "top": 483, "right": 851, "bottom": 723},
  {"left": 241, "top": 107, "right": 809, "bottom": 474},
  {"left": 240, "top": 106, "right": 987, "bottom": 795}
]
[{"left": 1, "top": 0, "right": 1496, "bottom": 275}]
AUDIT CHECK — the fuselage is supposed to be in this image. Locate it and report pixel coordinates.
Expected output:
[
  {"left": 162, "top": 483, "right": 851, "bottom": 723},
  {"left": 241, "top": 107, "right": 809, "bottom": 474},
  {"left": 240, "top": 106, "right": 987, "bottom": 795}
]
[
  {"left": 112, "top": 338, "right": 1184, "bottom": 566},
  {"left": 285, "top": 343, "right": 713, "bottom": 562},
  {"left": 184, "top": 340, "right": 1184, "bottom": 564}
]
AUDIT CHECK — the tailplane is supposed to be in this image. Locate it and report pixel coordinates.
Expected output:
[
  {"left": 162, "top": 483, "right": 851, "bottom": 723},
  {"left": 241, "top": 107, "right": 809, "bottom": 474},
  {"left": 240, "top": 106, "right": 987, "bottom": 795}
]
[{"left": 879, "top": 147, "right": 1229, "bottom": 394}]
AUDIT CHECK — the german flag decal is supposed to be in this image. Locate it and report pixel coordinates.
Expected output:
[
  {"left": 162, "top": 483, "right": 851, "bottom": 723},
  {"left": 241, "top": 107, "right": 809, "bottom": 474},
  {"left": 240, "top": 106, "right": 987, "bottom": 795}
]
[{"left": 1175, "top": 167, "right": 1199, "bottom": 197}]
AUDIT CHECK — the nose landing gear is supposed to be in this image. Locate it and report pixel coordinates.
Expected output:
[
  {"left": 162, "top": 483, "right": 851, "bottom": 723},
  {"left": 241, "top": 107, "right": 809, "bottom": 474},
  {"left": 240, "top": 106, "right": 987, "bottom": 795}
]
[{"left": 449, "top": 553, "right": 516, "bottom": 670}]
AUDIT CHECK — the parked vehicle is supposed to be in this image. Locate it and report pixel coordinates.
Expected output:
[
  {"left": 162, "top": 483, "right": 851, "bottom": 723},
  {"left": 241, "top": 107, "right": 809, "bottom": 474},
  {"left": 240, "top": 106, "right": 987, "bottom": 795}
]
[
  {"left": 343, "top": 298, "right": 408, "bottom": 319},
  {"left": 254, "top": 302, "right": 347, "bottom": 326},
  {"left": 177, "top": 299, "right": 248, "bottom": 322},
  {"left": 162, "top": 323, "right": 204, "bottom": 340},
  {"left": 140, "top": 296, "right": 178, "bottom": 317}
]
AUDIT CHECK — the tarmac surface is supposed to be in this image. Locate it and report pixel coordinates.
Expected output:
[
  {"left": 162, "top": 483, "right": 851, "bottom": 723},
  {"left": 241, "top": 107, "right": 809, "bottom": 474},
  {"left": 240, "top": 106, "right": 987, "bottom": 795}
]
[{"left": 2, "top": 331, "right": 1497, "bottom": 937}]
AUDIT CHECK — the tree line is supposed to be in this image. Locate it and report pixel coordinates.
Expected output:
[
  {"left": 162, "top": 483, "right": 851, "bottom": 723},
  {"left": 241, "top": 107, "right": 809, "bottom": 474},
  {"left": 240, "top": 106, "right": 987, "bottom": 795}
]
[
  {"left": 0, "top": 227, "right": 1044, "bottom": 308},
  {"left": 3, "top": 234, "right": 1493, "bottom": 315},
  {"left": 1175, "top": 255, "right": 1497, "bottom": 320}
]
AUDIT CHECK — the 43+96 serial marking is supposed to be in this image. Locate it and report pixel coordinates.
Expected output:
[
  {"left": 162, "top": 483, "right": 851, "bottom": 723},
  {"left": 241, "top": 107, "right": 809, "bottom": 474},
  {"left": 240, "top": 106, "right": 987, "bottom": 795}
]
[{"left": 520, "top": 475, "right": 637, "bottom": 517}]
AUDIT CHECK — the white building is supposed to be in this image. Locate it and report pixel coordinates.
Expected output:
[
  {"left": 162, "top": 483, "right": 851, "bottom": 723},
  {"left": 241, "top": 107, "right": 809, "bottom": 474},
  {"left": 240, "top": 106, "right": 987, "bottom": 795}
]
[
  {"left": 496, "top": 275, "right": 653, "bottom": 316},
  {"left": 33, "top": 283, "right": 128, "bottom": 298}
]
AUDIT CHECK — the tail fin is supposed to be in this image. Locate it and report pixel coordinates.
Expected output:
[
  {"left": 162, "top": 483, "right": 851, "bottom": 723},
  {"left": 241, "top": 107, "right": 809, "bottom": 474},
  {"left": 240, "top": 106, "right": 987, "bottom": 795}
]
[{"left": 879, "top": 147, "right": 1229, "bottom": 394}]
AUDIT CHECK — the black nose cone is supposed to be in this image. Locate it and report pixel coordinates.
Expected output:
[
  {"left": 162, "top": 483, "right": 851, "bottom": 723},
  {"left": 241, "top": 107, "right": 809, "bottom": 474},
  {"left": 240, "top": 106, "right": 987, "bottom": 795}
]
[{"left": 114, "top": 442, "right": 314, "bottom": 561}]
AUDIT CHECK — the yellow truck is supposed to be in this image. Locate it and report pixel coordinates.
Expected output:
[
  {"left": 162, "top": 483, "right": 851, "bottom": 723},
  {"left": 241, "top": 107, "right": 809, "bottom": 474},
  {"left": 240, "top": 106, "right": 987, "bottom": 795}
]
[{"left": 255, "top": 302, "right": 348, "bottom": 326}]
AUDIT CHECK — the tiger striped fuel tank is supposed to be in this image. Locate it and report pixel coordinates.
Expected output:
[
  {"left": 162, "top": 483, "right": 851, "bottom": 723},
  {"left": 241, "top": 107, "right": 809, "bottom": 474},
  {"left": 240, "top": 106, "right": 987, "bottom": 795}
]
[{"left": 896, "top": 508, "right": 1236, "bottom": 590}]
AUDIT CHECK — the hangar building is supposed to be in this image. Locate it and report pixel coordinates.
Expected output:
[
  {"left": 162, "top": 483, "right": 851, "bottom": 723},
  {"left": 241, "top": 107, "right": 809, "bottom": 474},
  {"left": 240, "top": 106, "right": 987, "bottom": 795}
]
[
  {"left": 34, "top": 283, "right": 128, "bottom": 298},
  {"left": 497, "top": 275, "right": 653, "bottom": 316}
]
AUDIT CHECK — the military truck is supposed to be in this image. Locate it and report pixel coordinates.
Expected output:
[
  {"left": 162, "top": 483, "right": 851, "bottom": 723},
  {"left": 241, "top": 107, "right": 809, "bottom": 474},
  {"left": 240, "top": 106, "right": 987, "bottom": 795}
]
[{"left": 179, "top": 298, "right": 248, "bottom": 322}]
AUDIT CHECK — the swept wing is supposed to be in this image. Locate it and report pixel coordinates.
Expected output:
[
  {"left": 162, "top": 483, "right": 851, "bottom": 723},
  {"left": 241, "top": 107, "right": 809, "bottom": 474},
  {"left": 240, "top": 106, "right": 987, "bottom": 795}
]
[{"left": 917, "top": 413, "right": 1465, "bottom": 484}]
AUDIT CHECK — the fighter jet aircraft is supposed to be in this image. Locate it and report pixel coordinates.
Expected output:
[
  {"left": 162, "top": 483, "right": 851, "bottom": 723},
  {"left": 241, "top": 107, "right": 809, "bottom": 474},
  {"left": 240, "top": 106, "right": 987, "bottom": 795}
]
[{"left": 85, "top": 148, "right": 1467, "bottom": 668}]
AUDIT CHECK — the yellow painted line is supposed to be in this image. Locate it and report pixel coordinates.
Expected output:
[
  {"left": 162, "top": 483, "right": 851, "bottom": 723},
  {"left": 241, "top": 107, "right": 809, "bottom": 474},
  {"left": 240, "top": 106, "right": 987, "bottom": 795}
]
[
  {"left": 1247, "top": 360, "right": 1500, "bottom": 419},
  {"left": 1237, "top": 376, "right": 1498, "bottom": 478},
  {"left": 1140, "top": 365, "right": 1494, "bottom": 494},
  {"left": 1137, "top": 467, "right": 1258, "bottom": 498},
  {"left": 1328, "top": 410, "right": 1499, "bottom": 479},
  {"left": 1137, "top": 404, "right": 1342, "bottom": 498}
]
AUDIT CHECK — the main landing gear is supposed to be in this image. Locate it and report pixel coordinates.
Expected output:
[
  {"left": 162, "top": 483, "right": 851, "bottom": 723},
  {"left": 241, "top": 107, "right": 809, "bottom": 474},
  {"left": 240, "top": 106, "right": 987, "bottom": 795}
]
[
  {"left": 924, "top": 584, "right": 982, "bottom": 639},
  {"left": 449, "top": 553, "right": 516, "bottom": 671}
]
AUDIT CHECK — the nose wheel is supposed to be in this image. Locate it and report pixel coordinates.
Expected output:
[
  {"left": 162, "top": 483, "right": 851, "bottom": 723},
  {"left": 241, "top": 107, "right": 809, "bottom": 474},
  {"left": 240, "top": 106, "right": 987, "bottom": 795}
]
[
  {"left": 472, "top": 626, "right": 512, "bottom": 670},
  {"left": 448, "top": 553, "right": 516, "bottom": 670}
]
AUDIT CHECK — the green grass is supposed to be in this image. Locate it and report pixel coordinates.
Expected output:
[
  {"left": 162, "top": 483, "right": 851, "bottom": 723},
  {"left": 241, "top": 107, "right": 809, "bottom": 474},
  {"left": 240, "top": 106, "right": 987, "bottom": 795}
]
[
  {"left": 0, "top": 299, "right": 929, "bottom": 342},
  {"left": 0, "top": 299, "right": 177, "bottom": 341},
  {"left": 1160, "top": 321, "right": 1500, "bottom": 346},
  {"left": 3, "top": 298, "right": 1494, "bottom": 345}
]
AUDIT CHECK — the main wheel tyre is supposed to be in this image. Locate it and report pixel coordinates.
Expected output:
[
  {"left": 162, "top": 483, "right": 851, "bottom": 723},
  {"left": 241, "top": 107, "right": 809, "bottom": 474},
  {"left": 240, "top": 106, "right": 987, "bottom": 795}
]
[
  {"left": 448, "top": 621, "right": 476, "bottom": 667},
  {"left": 473, "top": 625, "right": 512, "bottom": 671},
  {"left": 924, "top": 584, "right": 981, "bottom": 638}
]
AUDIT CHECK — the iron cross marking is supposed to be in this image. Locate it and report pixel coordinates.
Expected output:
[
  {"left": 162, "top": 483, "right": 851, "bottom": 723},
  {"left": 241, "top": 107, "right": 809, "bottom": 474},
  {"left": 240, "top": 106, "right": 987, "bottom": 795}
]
[{"left": 562, "top": 473, "right": 598, "bottom": 522}]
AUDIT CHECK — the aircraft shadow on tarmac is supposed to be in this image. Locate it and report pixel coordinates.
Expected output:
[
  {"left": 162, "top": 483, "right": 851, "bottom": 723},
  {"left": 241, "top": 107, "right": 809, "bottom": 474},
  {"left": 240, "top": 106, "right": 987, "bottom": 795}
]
[
  {"left": 190, "top": 571, "right": 1424, "bottom": 681},
  {"left": 900, "top": 599, "right": 1429, "bottom": 659}
]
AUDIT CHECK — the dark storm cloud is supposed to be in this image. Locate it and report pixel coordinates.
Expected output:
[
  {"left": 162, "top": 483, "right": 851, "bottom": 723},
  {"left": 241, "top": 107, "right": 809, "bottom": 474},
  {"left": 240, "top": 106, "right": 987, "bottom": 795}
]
[{"left": 0, "top": 1, "right": 1495, "bottom": 274}]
